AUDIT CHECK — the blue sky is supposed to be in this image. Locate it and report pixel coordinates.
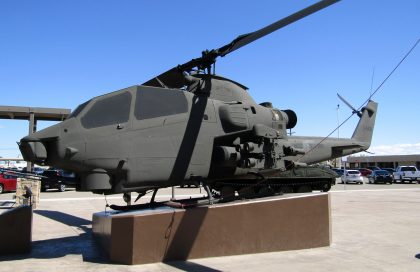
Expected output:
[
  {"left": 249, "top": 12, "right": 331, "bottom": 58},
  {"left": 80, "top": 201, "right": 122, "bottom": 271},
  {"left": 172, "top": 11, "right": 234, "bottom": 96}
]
[{"left": 0, "top": 0, "right": 419, "bottom": 158}]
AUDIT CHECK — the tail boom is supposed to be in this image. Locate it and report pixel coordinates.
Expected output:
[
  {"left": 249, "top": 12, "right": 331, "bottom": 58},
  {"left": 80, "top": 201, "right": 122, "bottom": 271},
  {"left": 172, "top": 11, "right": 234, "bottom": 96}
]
[{"left": 287, "top": 100, "right": 378, "bottom": 165}]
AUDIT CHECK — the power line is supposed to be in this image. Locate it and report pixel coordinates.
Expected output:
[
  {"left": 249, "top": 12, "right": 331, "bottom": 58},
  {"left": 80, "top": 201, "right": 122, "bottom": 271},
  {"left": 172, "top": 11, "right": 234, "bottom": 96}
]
[{"left": 296, "top": 37, "right": 420, "bottom": 162}]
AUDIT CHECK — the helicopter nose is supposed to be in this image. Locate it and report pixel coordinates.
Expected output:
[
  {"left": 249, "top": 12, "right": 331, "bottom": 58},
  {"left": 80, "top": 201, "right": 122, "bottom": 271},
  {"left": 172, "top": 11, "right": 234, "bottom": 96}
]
[
  {"left": 18, "top": 124, "right": 61, "bottom": 164},
  {"left": 18, "top": 136, "right": 48, "bottom": 163}
]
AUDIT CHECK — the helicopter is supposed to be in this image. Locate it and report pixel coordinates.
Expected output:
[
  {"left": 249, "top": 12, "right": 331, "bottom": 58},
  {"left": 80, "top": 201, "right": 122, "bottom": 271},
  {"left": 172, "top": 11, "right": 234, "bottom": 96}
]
[{"left": 18, "top": 0, "right": 378, "bottom": 202}]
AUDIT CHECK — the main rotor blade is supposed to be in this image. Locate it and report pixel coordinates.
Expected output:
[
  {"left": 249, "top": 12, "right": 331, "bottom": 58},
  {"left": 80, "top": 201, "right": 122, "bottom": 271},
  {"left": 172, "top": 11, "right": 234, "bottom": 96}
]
[
  {"left": 143, "top": 0, "right": 341, "bottom": 89},
  {"left": 217, "top": 0, "right": 341, "bottom": 57}
]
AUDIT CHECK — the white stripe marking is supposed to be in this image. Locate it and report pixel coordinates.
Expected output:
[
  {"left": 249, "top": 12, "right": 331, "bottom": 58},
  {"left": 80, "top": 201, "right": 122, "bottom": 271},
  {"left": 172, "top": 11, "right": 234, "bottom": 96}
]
[{"left": 331, "top": 188, "right": 420, "bottom": 193}]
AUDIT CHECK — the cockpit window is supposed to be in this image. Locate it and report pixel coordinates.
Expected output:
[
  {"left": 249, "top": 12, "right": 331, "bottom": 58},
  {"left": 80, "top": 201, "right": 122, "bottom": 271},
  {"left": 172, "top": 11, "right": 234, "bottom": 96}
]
[
  {"left": 134, "top": 88, "right": 188, "bottom": 120},
  {"left": 81, "top": 92, "right": 132, "bottom": 129},
  {"left": 68, "top": 100, "right": 91, "bottom": 119}
]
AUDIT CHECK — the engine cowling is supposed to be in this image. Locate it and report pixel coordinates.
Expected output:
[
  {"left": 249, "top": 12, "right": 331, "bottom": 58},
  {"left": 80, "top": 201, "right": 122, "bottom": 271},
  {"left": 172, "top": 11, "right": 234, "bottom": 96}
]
[{"left": 259, "top": 102, "right": 297, "bottom": 130}]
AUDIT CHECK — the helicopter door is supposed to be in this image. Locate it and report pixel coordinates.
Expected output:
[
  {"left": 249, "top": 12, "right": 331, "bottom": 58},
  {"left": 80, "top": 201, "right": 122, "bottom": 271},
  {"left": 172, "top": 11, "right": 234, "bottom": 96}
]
[
  {"left": 132, "top": 86, "right": 189, "bottom": 130},
  {"left": 125, "top": 87, "right": 191, "bottom": 183},
  {"left": 80, "top": 89, "right": 133, "bottom": 169}
]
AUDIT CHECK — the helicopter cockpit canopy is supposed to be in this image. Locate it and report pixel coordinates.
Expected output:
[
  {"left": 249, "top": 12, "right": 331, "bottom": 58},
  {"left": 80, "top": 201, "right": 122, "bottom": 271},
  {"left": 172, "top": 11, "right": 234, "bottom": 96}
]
[{"left": 67, "top": 87, "right": 190, "bottom": 127}]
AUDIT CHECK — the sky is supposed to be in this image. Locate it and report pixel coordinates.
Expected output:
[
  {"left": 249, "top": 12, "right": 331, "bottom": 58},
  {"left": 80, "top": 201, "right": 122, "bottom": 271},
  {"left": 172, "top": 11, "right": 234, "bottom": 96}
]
[{"left": 0, "top": 0, "right": 419, "bottom": 159}]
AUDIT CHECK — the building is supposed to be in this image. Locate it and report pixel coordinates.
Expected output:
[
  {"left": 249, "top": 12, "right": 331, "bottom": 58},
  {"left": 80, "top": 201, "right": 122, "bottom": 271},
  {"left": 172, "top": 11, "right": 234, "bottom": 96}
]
[
  {"left": 0, "top": 158, "right": 26, "bottom": 169},
  {"left": 346, "top": 154, "right": 420, "bottom": 169},
  {"left": 0, "top": 105, "right": 70, "bottom": 172}
]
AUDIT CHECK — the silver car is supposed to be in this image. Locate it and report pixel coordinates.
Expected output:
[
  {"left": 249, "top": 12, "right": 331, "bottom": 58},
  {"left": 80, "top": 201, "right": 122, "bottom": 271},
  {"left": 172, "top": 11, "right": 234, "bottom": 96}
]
[{"left": 341, "top": 170, "right": 363, "bottom": 184}]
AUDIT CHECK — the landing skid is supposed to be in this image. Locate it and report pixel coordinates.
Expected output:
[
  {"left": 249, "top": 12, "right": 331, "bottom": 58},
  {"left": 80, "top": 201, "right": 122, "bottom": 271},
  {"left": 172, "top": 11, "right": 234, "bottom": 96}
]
[{"left": 110, "top": 185, "right": 215, "bottom": 211}]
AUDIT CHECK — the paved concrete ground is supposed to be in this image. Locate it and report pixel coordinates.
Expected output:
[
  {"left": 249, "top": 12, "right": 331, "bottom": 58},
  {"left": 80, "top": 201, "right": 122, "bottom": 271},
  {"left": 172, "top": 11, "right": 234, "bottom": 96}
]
[{"left": 1, "top": 181, "right": 420, "bottom": 271}]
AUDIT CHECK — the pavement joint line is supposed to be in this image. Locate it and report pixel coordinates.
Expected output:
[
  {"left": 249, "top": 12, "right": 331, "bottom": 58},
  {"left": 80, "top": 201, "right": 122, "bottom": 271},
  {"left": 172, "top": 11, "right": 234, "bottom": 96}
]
[{"left": 331, "top": 188, "right": 420, "bottom": 193}]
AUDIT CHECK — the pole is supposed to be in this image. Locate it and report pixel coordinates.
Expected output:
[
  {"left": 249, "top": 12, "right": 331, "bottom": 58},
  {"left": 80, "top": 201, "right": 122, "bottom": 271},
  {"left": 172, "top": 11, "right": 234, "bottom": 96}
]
[
  {"left": 27, "top": 112, "right": 36, "bottom": 172},
  {"left": 337, "top": 104, "right": 340, "bottom": 139},
  {"left": 336, "top": 104, "right": 341, "bottom": 168},
  {"left": 171, "top": 186, "right": 175, "bottom": 201}
]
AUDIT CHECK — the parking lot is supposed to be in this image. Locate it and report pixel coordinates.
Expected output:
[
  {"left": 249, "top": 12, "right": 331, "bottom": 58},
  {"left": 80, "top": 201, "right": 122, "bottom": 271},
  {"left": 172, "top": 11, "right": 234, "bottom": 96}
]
[
  {"left": 332, "top": 177, "right": 419, "bottom": 190},
  {"left": 1, "top": 178, "right": 420, "bottom": 271},
  {"left": 2, "top": 177, "right": 418, "bottom": 202}
]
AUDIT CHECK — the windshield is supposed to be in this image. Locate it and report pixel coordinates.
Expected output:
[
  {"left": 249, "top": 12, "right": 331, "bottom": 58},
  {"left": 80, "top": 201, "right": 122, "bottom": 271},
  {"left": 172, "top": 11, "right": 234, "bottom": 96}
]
[
  {"left": 68, "top": 100, "right": 91, "bottom": 118},
  {"left": 347, "top": 170, "right": 360, "bottom": 175},
  {"left": 401, "top": 167, "right": 417, "bottom": 171},
  {"left": 375, "top": 170, "right": 389, "bottom": 175}
]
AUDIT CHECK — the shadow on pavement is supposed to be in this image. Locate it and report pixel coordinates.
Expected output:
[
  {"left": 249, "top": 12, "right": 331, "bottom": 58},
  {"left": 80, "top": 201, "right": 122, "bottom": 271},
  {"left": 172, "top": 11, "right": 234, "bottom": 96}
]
[
  {"left": 0, "top": 210, "right": 108, "bottom": 264},
  {"left": 34, "top": 210, "right": 91, "bottom": 232},
  {"left": 164, "top": 260, "right": 222, "bottom": 272}
]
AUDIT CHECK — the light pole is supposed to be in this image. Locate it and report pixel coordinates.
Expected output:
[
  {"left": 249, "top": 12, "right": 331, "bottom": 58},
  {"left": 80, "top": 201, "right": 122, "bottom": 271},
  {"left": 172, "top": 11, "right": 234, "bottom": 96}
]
[
  {"left": 336, "top": 104, "right": 340, "bottom": 139},
  {"left": 336, "top": 104, "right": 341, "bottom": 168}
]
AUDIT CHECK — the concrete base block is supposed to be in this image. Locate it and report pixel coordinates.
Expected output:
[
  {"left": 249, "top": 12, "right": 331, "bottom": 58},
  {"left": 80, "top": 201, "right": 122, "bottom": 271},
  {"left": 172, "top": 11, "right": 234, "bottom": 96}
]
[
  {"left": 93, "top": 193, "right": 331, "bottom": 265},
  {"left": 0, "top": 205, "right": 33, "bottom": 255}
]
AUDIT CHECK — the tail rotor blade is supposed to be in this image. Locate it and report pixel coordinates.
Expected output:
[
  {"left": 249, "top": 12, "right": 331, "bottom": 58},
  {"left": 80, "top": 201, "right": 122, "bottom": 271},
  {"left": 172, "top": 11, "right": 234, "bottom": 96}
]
[{"left": 337, "top": 93, "right": 362, "bottom": 117}]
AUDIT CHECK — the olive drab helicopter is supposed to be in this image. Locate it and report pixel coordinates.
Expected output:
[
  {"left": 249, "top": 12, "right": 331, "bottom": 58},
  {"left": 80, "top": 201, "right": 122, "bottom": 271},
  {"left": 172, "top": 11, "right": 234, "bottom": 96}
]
[{"left": 18, "top": 0, "right": 378, "bottom": 203}]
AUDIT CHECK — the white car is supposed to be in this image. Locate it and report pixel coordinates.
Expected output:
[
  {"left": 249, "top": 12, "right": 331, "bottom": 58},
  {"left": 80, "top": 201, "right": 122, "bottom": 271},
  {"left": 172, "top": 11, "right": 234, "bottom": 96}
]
[
  {"left": 341, "top": 170, "right": 363, "bottom": 184},
  {"left": 393, "top": 166, "right": 420, "bottom": 183}
]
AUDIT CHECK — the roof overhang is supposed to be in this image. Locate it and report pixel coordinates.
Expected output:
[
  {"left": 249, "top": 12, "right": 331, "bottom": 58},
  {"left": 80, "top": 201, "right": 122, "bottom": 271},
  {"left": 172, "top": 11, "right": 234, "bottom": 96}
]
[{"left": 0, "top": 106, "right": 71, "bottom": 121}]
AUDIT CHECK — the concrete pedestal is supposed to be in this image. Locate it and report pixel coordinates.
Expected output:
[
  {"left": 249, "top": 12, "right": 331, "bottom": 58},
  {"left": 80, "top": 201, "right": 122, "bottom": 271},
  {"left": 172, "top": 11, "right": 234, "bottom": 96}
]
[
  {"left": 0, "top": 205, "right": 33, "bottom": 254},
  {"left": 93, "top": 193, "right": 331, "bottom": 265}
]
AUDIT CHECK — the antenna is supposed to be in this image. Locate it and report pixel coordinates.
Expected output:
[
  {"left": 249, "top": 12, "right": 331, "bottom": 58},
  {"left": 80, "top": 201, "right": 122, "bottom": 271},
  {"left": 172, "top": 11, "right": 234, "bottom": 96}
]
[
  {"left": 370, "top": 66, "right": 375, "bottom": 97},
  {"left": 296, "top": 37, "right": 420, "bottom": 163}
]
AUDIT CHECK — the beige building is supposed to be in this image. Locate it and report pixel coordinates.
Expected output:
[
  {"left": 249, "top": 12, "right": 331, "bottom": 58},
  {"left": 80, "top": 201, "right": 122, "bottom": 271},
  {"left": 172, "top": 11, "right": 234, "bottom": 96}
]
[{"left": 345, "top": 154, "right": 420, "bottom": 169}]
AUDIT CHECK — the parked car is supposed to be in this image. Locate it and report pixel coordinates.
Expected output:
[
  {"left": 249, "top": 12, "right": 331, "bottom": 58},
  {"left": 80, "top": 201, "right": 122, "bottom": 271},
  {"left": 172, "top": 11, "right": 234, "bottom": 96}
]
[
  {"left": 381, "top": 168, "right": 396, "bottom": 175},
  {"left": 368, "top": 170, "right": 393, "bottom": 184},
  {"left": 341, "top": 170, "right": 363, "bottom": 184},
  {"left": 366, "top": 166, "right": 381, "bottom": 171},
  {"left": 357, "top": 168, "right": 372, "bottom": 177},
  {"left": 22, "top": 167, "right": 45, "bottom": 176},
  {"left": 41, "top": 169, "right": 76, "bottom": 192},
  {"left": 332, "top": 168, "right": 344, "bottom": 176},
  {"left": 0, "top": 172, "right": 18, "bottom": 193},
  {"left": 393, "top": 166, "right": 420, "bottom": 183}
]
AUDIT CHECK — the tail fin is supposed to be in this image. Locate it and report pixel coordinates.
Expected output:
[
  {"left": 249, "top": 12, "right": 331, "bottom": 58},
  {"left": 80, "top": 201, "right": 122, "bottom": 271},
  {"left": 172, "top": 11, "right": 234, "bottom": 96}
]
[{"left": 351, "top": 100, "right": 378, "bottom": 148}]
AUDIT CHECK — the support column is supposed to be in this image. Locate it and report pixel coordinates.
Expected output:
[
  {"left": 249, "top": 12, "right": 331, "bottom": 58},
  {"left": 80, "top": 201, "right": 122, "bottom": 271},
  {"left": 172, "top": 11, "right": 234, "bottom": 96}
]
[
  {"left": 171, "top": 186, "right": 175, "bottom": 201},
  {"left": 27, "top": 112, "right": 36, "bottom": 172}
]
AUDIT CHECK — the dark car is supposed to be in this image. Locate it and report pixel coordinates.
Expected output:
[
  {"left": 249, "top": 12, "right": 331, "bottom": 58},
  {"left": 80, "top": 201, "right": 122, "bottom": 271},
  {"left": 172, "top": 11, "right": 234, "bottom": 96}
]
[
  {"left": 332, "top": 168, "right": 344, "bottom": 176},
  {"left": 368, "top": 170, "right": 393, "bottom": 184},
  {"left": 22, "top": 166, "right": 45, "bottom": 176},
  {"left": 382, "top": 168, "right": 396, "bottom": 175},
  {"left": 357, "top": 168, "right": 372, "bottom": 177},
  {"left": 366, "top": 166, "right": 381, "bottom": 171},
  {"left": 41, "top": 169, "right": 76, "bottom": 192}
]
